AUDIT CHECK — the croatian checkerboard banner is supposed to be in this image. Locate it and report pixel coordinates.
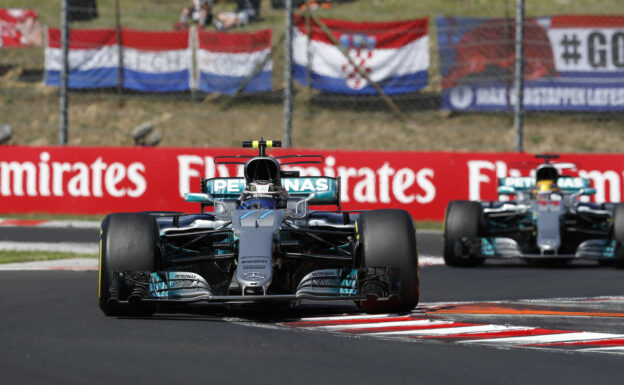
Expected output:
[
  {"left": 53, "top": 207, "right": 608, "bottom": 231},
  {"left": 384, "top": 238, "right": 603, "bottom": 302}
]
[
  {"left": 196, "top": 29, "right": 272, "bottom": 94},
  {"left": 293, "top": 17, "right": 429, "bottom": 95},
  {"left": 438, "top": 15, "right": 624, "bottom": 111},
  {"left": 45, "top": 27, "right": 192, "bottom": 92}
]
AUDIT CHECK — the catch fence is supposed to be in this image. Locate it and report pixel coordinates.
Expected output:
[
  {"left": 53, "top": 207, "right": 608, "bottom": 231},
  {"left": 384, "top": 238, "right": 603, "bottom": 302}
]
[{"left": 1, "top": 0, "right": 623, "bottom": 151}]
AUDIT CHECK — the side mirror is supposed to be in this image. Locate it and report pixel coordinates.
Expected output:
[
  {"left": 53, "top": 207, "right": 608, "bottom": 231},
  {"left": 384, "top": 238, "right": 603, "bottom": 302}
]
[
  {"left": 497, "top": 186, "right": 515, "bottom": 195},
  {"left": 580, "top": 188, "right": 596, "bottom": 196},
  {"left": 184, "top": 192, "right": 215, "bottom": 204},
  {"left": 305, "top": 192, "right": 317, "bottom": 202}
]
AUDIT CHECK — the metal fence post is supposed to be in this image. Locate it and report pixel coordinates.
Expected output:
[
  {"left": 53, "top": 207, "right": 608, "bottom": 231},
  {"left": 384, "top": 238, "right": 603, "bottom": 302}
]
[
  {"left": 513, "top": 0, "right": 524, "bottom": 152},
  {"left": 60, "top": 0, "right": 69, "bottom": 145},
  {"left": 115, "top": 0, "right": 124, "bottom": 108},
  {"left": 283, "top": 0, "right": 294, "bottom": 148}
]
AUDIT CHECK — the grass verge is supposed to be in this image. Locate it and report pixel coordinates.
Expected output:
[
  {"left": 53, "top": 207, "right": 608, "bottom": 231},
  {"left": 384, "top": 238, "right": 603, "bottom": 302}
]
[
  {"left": 415, "top": 221, "right": 443, "bottom": 231},
  {"left": 0, "top": 250, "right": 97, "bottom": 264}
]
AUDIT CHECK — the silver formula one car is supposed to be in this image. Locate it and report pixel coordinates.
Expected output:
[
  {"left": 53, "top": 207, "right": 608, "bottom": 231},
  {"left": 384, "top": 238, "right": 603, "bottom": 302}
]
[
  {"left": 98, "top": 140, "right": 419, "bottom": 316},
  {"left": 444, "top": 154, "right": 624, "bottom": 267}
]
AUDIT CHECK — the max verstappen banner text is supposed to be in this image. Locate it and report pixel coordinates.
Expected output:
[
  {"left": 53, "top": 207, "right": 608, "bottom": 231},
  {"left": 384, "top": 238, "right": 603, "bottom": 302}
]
[
  {"left": 438, "top": 15, "right": 624, "bottom": 111},
  {"left": 1, "top": 146, "right": 623, "bottom": 220}
]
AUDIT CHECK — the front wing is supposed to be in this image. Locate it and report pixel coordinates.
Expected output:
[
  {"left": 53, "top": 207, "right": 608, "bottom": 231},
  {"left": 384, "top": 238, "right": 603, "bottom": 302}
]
[
  {"left": 455, "top": 236, "right": 617, "bottom": 261},
  {"left": 105, "top": 267, "right": 401, "bottom": 305}
]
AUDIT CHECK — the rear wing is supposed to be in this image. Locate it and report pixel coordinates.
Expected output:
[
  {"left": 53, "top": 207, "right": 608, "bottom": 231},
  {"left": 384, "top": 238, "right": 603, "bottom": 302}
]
[
  {"left": 200, "top": 177, "right": 340, "bottom": 205},
  {"left": 498, "top": 176, "right": 595, "bottom": 195}
]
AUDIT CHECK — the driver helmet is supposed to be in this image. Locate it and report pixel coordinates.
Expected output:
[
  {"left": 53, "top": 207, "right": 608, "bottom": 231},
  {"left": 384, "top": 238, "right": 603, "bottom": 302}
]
[
  {"left": 239, "top": 182, "right": 280, "bottom": 209},
  {"left": 239, "top": 197, "right": 278, "bottom": 209},
  {"left": 536, "top": 180, "right": 556, "bottom": 193}
]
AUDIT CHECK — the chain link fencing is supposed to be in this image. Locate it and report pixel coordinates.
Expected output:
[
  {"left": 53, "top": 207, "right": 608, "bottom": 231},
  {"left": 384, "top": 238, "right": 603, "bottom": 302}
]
[{"left": 1, "top": 0, "right": 623, "bottom": 151}]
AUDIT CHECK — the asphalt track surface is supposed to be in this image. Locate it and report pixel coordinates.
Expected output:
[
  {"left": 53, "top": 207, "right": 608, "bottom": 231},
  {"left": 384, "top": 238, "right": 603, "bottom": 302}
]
[{"left": 1, "top": 227, "right": 624, "bottom": 384}]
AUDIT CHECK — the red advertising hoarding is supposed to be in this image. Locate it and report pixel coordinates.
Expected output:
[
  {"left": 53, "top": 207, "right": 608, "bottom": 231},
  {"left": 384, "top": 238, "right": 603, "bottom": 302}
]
[{"left": 0, "top": 146, "right": 622, "bottom": 220}]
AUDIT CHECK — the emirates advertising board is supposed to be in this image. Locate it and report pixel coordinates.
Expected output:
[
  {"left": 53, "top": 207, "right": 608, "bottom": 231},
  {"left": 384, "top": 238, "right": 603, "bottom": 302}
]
[{"left": 0, "top": 146, "right": 622, "bottom": 220}]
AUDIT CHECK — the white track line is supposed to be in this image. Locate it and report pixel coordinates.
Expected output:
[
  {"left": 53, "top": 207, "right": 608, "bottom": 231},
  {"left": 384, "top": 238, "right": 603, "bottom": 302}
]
[
  {"left": 416, "top": 229, "right": 442, "bottom": 235},
  {"left": 297, "top": 313, "right": 398, "bottom": 322},
  {"left": 0, "top": 241, "right": 98, "bottom": 254},
  {"left": 419, "top": 256, "right": 444, "bottom": 266},
  {"left": 578, "top": 346, "right": 624, "bottom": 354},
  {"left": 39, "top": 220, "right": 100, "bottom": 229},
  {"left": 0, "top": 258, "right": 97, "bottom": 271},
  {"left": 465, "top": 332, "right": 624, "bottom": 345}
]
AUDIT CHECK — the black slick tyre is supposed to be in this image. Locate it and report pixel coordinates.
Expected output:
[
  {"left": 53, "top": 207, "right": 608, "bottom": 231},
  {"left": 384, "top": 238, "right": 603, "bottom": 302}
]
[
  {"left": 443, "top": 201, "right": 482, "bottom": 267},
  {"left": 613, "top": 204, "right": 624, "bottom": 269},
  {"left": 356, "top": 209, "right": 419, "bottom": 313},
  {"left": 98, "top": 213, "right": 159, "bottom": 316}
]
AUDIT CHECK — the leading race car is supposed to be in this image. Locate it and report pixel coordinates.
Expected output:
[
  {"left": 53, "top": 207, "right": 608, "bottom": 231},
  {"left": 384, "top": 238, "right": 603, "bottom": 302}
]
[
  {"left": 444, "top": 154, "right": 624, "bottom": 267},
  {"left": 98, "top": 140, "right": 419, "bottom": 316}
]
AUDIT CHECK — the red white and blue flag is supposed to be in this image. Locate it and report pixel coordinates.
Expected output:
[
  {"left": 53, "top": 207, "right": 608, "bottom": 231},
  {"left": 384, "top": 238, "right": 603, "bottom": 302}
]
[
  {"left": 45, "top": 27, "right": 192, "bottom": 92},
  {"left": 45, "top": 28, "right": 118, "bottom": 89},
  {"left": 293, "top": 17, "right": 429, "bottom": 95},
  {"left": 196, "top": 29, "right": 272, "bottom": 94},
  {"left": 121, "top": 28, "right": 193, "bottom": 92}
]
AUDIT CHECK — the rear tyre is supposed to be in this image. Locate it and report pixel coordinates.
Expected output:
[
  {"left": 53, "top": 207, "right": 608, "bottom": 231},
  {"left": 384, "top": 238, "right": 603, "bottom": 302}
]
[
  {"left": 613, "top": 204, "right": 624, "bottom": 269},
  {"left": 443, "top": 201, "right": 483, "bottom": 267},
  {"left": 357, "top": 209, "right": 419, "bottom": 313},
  {"left": 98, "top": 213, "right": 159, "bottom": 316}
]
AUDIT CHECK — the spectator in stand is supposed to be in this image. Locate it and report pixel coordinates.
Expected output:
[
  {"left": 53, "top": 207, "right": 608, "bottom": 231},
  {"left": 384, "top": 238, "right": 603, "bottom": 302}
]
[
  {"left": 300, "top": 1, "right": 332, "bottom": 11},
  {"left": 175, "top": 0, "right": 213, "bottom": 30},
  {"left": 213, "top": 0, "right": 261, "bottom": 30}
]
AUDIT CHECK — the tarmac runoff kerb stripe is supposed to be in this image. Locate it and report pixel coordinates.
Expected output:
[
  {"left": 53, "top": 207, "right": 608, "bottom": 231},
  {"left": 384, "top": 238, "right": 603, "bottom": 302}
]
[
  {"left": 296, "top": 313, "right": 400, "bottom": 322},
  {"left": 525, "top": 337, "right": 624, "bottom": 347},
  {"left": 429, "top": 304, "right": 624, "bottom": 318},
  {"left": 339, "top": 321, "right": 478, "bottom": 334},
  {"left": 463, "top": 332, "right": 624, "bottom": 345},
  {"left": 283, "top": 315, "right": 425, "bottom": 327},
  {"left": 311, "top": 319, "right": 451, "bottom": 332},
  {"left": 421, "top": 327, "right": 570, "bottom": 340},
  {"left": 365, "top": 324, "right": 518, "bottom": 337}
]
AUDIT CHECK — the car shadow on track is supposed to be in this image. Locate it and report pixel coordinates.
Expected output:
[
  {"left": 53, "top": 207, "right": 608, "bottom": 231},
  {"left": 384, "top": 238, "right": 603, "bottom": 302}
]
[{"left": 114, "top": 301, "right": 368, "bottom": 322}]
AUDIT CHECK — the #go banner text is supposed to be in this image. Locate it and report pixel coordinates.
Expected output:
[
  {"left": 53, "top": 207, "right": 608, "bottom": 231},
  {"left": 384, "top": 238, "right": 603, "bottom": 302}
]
[{"left": 438, "top": 15, "right": 624, "bottom": 111}]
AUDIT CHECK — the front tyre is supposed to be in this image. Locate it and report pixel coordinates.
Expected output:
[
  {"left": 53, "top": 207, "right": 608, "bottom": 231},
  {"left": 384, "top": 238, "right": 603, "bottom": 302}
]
[
  {"left": 98, "top": 213, "right": 159, "bottom": 316},
  {"left": 613, "top": 204, "right": 624, "bottom": 269},
  {"left": 443, "top": 201, "right": 483, "bottom": 267},
  {"left": 357, "top": 209, "right": 419, "bottom": 313}
]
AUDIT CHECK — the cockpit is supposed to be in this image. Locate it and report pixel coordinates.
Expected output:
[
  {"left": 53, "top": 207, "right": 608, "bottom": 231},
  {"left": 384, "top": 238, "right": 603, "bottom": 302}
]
[{"left": 239, "top": 157, "right": 288, "bottom": 209}]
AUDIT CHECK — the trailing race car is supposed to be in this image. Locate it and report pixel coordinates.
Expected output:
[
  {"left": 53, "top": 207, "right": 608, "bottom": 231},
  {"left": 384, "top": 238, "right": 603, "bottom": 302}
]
[
  {"left": 444, "top": 154, "right": 624, "bottom": 267},
  {"left": 98, "top": 140, "right": 419, "bottom": 316}
]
